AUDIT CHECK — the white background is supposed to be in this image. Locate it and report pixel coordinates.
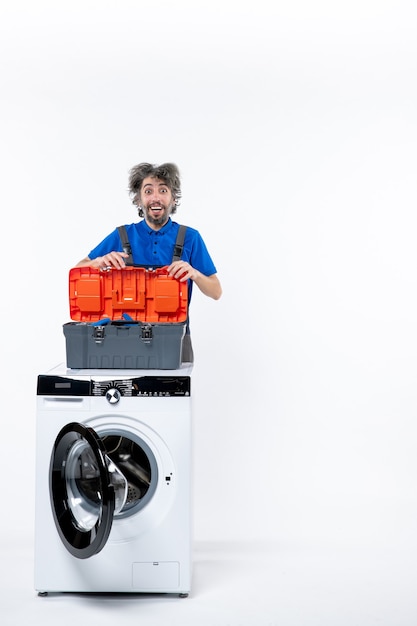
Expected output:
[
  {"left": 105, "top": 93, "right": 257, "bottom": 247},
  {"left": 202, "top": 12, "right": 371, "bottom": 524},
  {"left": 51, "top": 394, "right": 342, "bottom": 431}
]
[{"left": 1, "top": 0, "right": 417, "bottom": 556}]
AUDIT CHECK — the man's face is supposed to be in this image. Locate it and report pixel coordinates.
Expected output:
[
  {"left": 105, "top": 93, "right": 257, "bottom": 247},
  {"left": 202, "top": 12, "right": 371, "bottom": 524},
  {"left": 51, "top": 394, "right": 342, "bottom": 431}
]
[{"left": 139, "top": 176, "right": 175, "bottom": 228}]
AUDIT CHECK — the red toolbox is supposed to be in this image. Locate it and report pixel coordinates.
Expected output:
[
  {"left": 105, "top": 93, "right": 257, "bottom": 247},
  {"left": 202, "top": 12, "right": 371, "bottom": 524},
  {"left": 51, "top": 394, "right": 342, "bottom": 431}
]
[{"left": 63, "top": 266, "right": 188, "bottom": 369}]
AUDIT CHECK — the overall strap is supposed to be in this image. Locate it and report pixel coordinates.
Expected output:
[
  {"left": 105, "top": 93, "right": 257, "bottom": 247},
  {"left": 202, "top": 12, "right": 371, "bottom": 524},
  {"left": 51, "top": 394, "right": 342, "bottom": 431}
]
[
  {"left": 172, "top": 224, "right": 187, "bottom": 262},
  {"left": 117, "top": 223, "right": 187, "bottom": 265},
  {"left": 117, "top": 225, "right": 133, "bottom": 266}
]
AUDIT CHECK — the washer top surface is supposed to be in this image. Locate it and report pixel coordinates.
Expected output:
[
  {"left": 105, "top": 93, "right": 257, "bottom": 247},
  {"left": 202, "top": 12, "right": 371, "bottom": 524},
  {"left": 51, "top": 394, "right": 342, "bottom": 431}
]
[{"left": 44, "top": 362, "right": 193, "bottom": 380}]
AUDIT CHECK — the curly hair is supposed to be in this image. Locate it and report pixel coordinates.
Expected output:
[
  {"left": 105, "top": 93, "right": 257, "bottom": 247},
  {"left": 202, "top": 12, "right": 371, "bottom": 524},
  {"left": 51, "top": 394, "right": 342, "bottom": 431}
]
[{"left": 128, "top": 162, "right": 181, "bottom": 217}]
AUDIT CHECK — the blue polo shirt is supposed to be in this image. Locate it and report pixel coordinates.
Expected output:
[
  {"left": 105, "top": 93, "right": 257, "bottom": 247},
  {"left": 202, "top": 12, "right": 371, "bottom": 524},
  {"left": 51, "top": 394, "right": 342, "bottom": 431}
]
[{"left": 88, "top": 218, "right": 217, "bottom": 304}]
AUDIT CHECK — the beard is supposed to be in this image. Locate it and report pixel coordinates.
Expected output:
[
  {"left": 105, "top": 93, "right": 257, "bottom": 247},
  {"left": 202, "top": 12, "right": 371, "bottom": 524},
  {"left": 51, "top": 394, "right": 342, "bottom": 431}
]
[{"left": 142, "top": 201, "right": 174, "bottom": 227}]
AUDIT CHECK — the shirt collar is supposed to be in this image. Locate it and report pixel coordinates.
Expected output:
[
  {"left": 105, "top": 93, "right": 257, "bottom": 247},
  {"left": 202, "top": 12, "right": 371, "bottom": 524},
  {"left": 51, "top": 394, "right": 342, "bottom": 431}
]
[{"left": 143, "top": 217, "right": 173, "bottom": 235}]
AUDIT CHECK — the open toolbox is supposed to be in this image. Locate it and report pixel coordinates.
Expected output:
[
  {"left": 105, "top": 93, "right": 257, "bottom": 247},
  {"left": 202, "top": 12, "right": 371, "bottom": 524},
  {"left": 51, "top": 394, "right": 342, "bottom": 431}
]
[{"left": 63, "top": 266, "right": 188, "bottom": 369}]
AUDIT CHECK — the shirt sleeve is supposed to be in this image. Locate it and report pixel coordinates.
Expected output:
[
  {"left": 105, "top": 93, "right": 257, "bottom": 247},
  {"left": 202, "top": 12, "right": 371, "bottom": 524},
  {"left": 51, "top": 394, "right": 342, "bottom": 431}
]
[{"left": 188, "top": 230, "right": 217, "bottom": 276}]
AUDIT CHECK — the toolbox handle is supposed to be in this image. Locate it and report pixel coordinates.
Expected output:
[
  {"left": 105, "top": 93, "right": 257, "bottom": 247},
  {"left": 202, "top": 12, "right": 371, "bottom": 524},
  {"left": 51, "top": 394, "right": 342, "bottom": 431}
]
[{"left": 91, "top": 314, "right": 138, "bottom": 327}]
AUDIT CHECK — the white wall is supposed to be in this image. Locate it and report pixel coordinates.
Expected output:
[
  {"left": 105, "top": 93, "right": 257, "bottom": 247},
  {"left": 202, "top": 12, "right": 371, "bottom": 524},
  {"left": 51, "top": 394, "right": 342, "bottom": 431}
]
[{"left": 1, "top": 0, "right": 416, "bottom": 547}]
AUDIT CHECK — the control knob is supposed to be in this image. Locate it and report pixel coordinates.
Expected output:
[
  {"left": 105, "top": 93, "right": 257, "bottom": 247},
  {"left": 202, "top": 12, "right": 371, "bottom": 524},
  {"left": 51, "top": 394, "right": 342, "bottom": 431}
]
[{"left": 105, "top": 387, "right": 121, "bottom": 404}]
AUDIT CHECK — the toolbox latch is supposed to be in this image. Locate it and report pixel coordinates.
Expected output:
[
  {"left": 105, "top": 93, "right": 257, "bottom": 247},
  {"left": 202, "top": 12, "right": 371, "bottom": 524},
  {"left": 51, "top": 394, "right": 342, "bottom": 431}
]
[
  {"left": 141, "top": 324, "right": 153, "bottom": 343},
  {"left": 93, "top": 326, "right": 106, "bottom": 344}
]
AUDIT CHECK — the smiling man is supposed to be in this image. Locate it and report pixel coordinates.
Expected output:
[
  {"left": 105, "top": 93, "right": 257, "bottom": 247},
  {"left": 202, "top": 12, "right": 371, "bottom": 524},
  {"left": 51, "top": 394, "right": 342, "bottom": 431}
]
[{"left": 75, "top": 162, "right": 222, "bottom": 361}]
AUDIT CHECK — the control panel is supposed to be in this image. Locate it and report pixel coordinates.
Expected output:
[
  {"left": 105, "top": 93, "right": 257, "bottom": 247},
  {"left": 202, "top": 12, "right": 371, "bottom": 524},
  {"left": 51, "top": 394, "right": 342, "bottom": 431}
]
[{"left": 37, "top": 375, "right": 191, "bottom": 397}]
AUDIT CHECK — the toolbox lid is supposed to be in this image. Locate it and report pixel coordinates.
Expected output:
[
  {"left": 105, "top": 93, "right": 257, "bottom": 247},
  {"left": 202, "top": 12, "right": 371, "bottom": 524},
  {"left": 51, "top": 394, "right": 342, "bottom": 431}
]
[{"left": 69, "top": 266, "right": 188, "bottom": 323}]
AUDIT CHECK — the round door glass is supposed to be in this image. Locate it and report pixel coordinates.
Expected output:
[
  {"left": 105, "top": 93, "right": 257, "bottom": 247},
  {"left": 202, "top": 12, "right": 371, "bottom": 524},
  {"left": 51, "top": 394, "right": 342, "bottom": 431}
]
[
  {"left": 50, "top": 422, "right": 116, "bottom": 559},
  {"left": 65, "top": 439, "right": 128, "bottom": 531},
  {"left": 65, "top": 438, "right": 102, "bottom": 531}
]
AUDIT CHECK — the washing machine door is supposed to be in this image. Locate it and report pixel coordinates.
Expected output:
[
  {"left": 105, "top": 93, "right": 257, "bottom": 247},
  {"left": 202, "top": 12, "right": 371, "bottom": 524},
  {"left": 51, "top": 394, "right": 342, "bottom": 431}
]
[{"left": 49, "top": 422, "right": 118, "bottom": 559}]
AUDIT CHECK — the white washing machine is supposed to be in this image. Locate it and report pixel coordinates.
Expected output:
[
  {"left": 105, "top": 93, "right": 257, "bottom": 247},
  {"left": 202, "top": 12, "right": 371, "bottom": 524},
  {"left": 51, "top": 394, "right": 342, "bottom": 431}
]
[{"left": 34, "top": 363, "right": 193, "bottom": 597}]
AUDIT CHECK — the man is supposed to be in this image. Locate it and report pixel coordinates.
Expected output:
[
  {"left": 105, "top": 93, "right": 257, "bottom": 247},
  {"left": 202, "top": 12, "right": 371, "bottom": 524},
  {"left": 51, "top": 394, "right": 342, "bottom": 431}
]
[{"left": 75, "top": 162, "right": 222, "bottom": 361}]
